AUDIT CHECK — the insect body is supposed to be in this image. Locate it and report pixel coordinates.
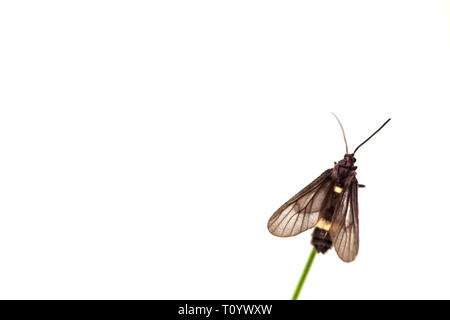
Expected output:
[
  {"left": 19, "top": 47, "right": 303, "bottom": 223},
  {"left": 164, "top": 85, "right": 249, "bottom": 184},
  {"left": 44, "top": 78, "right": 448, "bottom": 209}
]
[{"left": 267, "top": 116, "right": 390, "bottom": 262}]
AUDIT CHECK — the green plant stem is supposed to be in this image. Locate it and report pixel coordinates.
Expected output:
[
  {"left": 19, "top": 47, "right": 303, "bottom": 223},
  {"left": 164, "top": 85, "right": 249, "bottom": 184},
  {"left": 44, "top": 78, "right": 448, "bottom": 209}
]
[{"left": 291, "top": 248, "right": 316, "bottom": 300}]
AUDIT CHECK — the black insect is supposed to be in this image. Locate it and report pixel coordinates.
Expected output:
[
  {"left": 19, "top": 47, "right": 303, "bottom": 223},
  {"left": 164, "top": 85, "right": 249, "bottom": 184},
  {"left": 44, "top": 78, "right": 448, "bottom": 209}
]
[{"left": 267, "top": 115, "right": 390, "bottom": 262}]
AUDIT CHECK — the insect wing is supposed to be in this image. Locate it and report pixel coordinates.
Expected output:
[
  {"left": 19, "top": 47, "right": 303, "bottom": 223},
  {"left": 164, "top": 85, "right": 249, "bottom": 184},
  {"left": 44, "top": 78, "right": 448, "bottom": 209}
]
[
  {"left": 330, "top": 178, "right": 359, "bottom": 262},
  {"left": 267, "top": 169, "right": 333, "bottom": 237}
]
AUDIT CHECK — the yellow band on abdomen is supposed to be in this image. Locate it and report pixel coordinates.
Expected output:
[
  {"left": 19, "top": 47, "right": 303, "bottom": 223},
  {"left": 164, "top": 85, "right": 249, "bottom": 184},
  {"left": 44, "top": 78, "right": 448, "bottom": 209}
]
[{"left": 315, "top": 217, "right": 331, "bottom": 231}]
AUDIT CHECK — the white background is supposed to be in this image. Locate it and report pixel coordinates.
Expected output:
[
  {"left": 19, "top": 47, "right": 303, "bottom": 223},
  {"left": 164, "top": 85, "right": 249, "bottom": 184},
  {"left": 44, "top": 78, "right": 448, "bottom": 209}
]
[{"left": 0, "top": 1, "right": 449, "bottom": 299}]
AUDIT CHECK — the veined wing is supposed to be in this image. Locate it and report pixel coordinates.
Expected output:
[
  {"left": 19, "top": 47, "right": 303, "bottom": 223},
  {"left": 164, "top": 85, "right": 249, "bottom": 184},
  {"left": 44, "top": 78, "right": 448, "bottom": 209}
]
[
  {"left": 330, "top": 178, "right": 359, "bottom": 262},
  {"left": 267, "top": 169, "right": 333, "bottom": 237}
]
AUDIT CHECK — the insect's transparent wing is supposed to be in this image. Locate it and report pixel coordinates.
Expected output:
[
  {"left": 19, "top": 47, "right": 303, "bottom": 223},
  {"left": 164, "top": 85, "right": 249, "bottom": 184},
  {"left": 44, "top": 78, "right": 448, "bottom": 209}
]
[
  {"left": 330, "top": 178, "right": 359, "bottom": 262},
  {"left": 267, "top": 169, "right": 333, "bottom": 237}
]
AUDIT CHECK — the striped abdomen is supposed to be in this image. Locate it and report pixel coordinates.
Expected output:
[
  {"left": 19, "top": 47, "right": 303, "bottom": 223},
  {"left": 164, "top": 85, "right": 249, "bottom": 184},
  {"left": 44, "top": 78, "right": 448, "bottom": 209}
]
[{"left": 311, "top": 197, "right": 335, "bottom": 253}]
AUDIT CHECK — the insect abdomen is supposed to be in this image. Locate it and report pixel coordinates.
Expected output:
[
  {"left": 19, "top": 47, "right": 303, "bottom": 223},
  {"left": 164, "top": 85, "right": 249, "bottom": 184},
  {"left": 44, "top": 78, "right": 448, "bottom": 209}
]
[
  {"left": 311, "top": 202, "right": 335, "bottom": 253},
  {"left": 311, "top": 227, "right": 332, "bottom": 253}
]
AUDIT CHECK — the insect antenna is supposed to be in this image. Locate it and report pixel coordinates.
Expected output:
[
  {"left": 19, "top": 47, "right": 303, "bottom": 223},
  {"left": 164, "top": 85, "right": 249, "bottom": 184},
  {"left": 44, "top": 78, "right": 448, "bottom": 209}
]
[
  {"left": 332, "top": 113, "right": 349, "bottom": 154},
  {"left": 353, "top": 118, "right": 391, "bottom": 154}
]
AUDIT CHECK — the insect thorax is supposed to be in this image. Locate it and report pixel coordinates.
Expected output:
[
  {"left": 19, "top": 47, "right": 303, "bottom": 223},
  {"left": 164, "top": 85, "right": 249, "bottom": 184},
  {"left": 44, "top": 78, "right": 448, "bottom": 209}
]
[{"left": 332, "top": 153, "right": 357, "bottom": 185}]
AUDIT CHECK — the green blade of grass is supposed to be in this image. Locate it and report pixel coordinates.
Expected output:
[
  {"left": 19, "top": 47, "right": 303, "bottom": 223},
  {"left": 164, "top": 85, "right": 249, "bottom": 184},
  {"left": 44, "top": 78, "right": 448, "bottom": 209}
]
[{"left": 291, "top": 248, "right": 316, "bottom": 300}]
